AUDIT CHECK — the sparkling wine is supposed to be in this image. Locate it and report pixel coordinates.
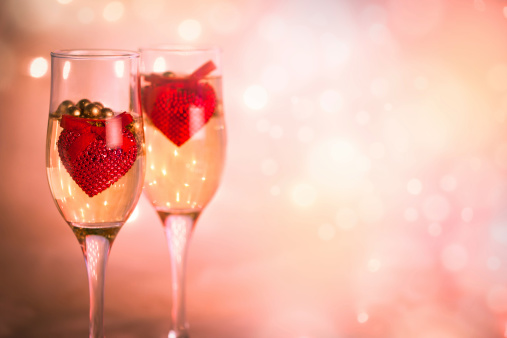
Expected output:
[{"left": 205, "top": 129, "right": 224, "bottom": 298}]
[
  {"left": 142, "top": 76, "right": 226, "bottom": 212},
  {"left": 46, "top": 114, "right": 145, "bottom": 226}
]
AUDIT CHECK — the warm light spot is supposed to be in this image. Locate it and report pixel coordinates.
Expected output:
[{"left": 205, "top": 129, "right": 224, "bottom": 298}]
[
  {"left": 422, "top": 194, "right": 450, "bottom": 221},
  {"left": 57, "top": 0, "right": 72, "bottom": 3},
  {"left": 269, "top": 125, "right": 283, "bottom": 139},
  {"left": 441, "top": 244, "right": 468, "bottom": 271},
  {"left": 208, "top": 1, "right": 241, "bottom": 34},
  {"left": 292, "top": 183, "right": 316, "bottom": 207},
  {"left": 270, "top": 185, "right": 280, "bottom": 196},
  {"left": 407, "top": 178, "right": 423, "bottom": 195},
  {"left": 461, "top": 207, "right": 473, "bottom": 222},
  {"left": 162, "top": 169, "right": 167, "bottom": 176},
  {"left": 201, "top": 177, "right": 206, "bottom": 181},
  {"left": 297, "top": 126, "right": 314, "bottom": 143},
  {"left": 404, "top": 207, "right": 419, "bottom": 222},
  {"left": 440, "top": 175, "right": 457, "bottom": 192},
  {"left": 357, "top": 311, "right": 369, "bottom": 323},
  {"left": 487, "top": 256, "right": 501, "bottom": 271},
  {"left": 504, "top": 6, "right": 507, "bottom": 19},
  {"left": 104, "top": 201, "right": 108, "bottom": 206},
  {"left": 153, "top": 57, "right": 166, "bottom": 72},
  {"left": 358, "top": 195, "right": 384, "bottom": 224},
  {"left": 428, "top": 222, "right": 442, "bottom": 236},
  {"left": 261, "top": 64, "right": 288, "bottom": 92},
  {"left": 258, "top": 14, "right": 285, "bottom": 42},
  {"left": 319, "top": 89, "right": 342, "bottom": 113},
  {"left": 369, "top": 142, "right": 385, "bottom": 159},
  {"left": 487, "top": 285, "right": 507, "bottom": 313},
  {"left": 261, "top": 158, "right": 278, "bottom": 176},
  {"left": 174, "top": 150, "right": 178, "bottom": 156},
  {"left": 256, "top": 118, "right": 270, "bottom": 133},
  {"left": 414, "top": 76, "right": 428, "bottom": 90},
  {"left": 103, "top": 1, "right": 124, "bottom": 22},
  {"left": 368, "top": 258, "right": 381, "bottom": 272},
  {"left": 114, "top": 60, "right": 124, "bottom": 78},
  {"left": 291, "top": 97, "right": 315, "bottom": 120},
  {"left": 335, "top": 207, "right": 357, "bottom": 230},
  {"left": 369, "top": 23, "right": 390, "bottom": 44},
  {"left": 30, "top": 57, "right": 48, "bottom": 78},
  {"left": 126, "top": 205, "right": 140, "bottom": 223},
  {"left": 178, "top": 19, "right": 201, "bottom": 41},
  {"left": 356, "top": 111, "right": 370, "bottom": 125},
  {"left": 318, "top": 223, "right": 335, "bottom": 241},
  {"left": 244, "top": 85, "right": 268, "bottom": 110},
  {"left": 62, "top": 61, "right": 71, "bottom": 79},
  {"left": 370, "top": 77, "right": 389, "bottom": 98}
]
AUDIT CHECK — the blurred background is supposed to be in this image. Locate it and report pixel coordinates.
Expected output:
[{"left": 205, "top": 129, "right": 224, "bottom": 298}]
[{"left": 2, "top": 0, "right": 507, "bottom": 337}]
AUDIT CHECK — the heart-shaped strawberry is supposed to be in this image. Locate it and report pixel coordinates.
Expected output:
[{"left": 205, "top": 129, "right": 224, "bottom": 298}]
[
  {"left": 143, "top": 61, "right": 217, "bottom": 147},
  {"left": 57, "top": 113, "right": 138, "bottom": 197}
]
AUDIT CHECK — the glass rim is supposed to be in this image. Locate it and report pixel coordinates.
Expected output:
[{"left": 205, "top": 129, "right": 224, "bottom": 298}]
[
  {"left": 51, "top": 49, "right": 140, "bottom": 59},
  {"left": 139, "top": 44, "right": 221, "bottom": 53}
]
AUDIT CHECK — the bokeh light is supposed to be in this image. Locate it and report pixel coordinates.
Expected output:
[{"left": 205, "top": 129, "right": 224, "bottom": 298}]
[
  {"left": 178, "top": 19, "right": 201, "bottom": 41},
  {"left": 29, "top": 57, "right": 48, "bottom": 78},
  {"left": 103, "top": 1, "right": 124, "bottom": 22}
]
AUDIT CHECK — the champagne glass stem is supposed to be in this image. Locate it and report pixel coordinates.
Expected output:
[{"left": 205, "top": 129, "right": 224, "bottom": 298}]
[
  {"left": 160, "top": 212, "right": 199, "bottom": 338},
  {"left": 80, "top": 234, "right": 115, "bottom": 338}
]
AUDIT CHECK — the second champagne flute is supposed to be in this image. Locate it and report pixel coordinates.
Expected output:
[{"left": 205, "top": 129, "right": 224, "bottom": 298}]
[{"left": 140, "top": 46, "right": 226, "bottom": 338}]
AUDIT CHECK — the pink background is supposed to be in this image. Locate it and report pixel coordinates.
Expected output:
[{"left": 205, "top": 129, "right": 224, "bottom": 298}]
[{"left": 2, "top": 0, "right": 507, "bottom": 337}]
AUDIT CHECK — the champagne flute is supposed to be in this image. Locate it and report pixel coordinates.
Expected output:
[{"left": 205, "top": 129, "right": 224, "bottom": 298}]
[
  {"left": 46, "top": 49, "right": 145, "bottom": 337},
  {"left": 140, "top": 46, "right": 226, "bottom": 337}
]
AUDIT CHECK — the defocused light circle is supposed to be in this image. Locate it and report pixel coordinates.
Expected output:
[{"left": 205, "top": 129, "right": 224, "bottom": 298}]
[
  {"left": 103, "top": 1, "right": 124, "bottom": 22},
  {"left": 504, "top": 6, "right": 507, "bottom": 19},
  {"left": 318, "top": 223, "right": 335, "bottom": 241},
  {"left": 369, "top": 142, "right": 385, "bottom": 159},
  {"left": 407, "top": 178, "right": 423, "bottom": 195},
  {"left": 319, "top": 89, "right": 343, "bottom": 113},
  {"left": 57, "top": 0, "right": 72, "bottom": 4},
  {"left": 428, "top": 222, "right": 442, "bottom": 236},
  {"left": 209, "top": 1, "right": 241, "bottom": 34},
  {"left": 487, "top": 285, "right": 507, "bottom": 313},
  {"left": 292, "top": 183, "right": 316, "bottom": 207},
  {"left": 269, "top": 125, "right": 283, "bottom": 139},
  {"left": 441, "top": 244, "right": 468, "bottom": 271},
  {"left": 261, "top": 64, "right": 288, "bottom": 92},
  {"left": 370, "top": 77, "right": 389, "bottom": 98},
  {"left": 367, "top": 258, "right": 381, "bottom": 272},
  {"left": 256, "top": 118, "right": 270, "bottom": 133},
  {"left": 270, "top": 185, "right": 280, "bottom": 196},
  {"left": 356, "top": 110, "right": 370, "bottom": 125},
  {"left": 404, "top": 207, "right": 419, "bottom": 222},
  {"left": 297, "top": 126, "right": 314, "bottom": 143},
  {"left": 422, "top": 194, "right": 450, "bottom": 221},
  {"left": 244, "top": 85, "right": 268, "bottom": 110},
  {"left": 488, "top": 64, "right": 507, "bottom": 92},
  {"left": 258, "top": 14, "right": 285, "bottom": 42},
  {"left": 357, "top": 311, "right": 369, "bottom": 324},
  {"left": 461, "top": 207, "right": 473, "bottom": 222},
  {"left": 261, "top": 158, "right": 278, "bottom": 176},
  {"left": 30, "top": 57, "right": 48, "bottom": 78},
  {"left": 292, "top": 97, "right": 315, "bottom": 120},
  {"left": 178, "top": 19, "right": 201, "bottom": 41},
  {"left": 78, "top": 7, "right": 94, "bottom": 23},
  {"left": 358, "top": 195, "right": 384, "bottom": 224},
  {"left": 335, "top": 207, "right": 357, "bottom": 230},
  {"left": 487, "top": 256, "right": 501, "bottom": 271},
  {"left": 440, "top": 175, "right": 457, "bottom": 192}
]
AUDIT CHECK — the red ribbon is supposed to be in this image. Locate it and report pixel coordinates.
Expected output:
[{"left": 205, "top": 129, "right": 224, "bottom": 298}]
[{"left": 61, "top": 112, "right": 134, "bottom": 162}]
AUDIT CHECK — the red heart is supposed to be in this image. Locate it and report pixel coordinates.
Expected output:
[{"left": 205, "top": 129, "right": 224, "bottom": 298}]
[
  {"left": 57, "top": 113, "right": 138, "bottom": 197},
  {"left": 144, "top": 80, "right": 216, "bottom": 146}
]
